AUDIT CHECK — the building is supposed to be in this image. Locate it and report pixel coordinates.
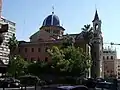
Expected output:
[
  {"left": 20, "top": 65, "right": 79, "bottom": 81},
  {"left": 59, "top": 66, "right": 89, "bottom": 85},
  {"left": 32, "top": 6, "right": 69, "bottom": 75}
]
[
  {"left": 102, "top": 47, "right": 118, "bottom": 78},
  {"left": 0, "top": 17, "right": 16, "bottom": 64},
  {"left": 17, "top": 10, "right": 103, "bottom": 78},
  {"left": 117, "top": 59, "right": 120, "bottom": 78},
  {"left": 18, "top": 11, "right": 89, "bottom": 62},
  {"left": 90, "top": 10, "right": 103, "bottom": 78}
]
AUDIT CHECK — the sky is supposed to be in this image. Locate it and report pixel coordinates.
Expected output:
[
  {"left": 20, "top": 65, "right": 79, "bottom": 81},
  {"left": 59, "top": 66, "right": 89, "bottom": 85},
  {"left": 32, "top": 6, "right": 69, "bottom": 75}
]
[{"left": 2, "top": 0, "right": 120, "bottom": 58}]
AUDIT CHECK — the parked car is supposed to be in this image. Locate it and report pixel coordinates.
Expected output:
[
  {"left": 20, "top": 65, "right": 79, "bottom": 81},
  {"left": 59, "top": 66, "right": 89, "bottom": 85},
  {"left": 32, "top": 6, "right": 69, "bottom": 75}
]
[
  {"left": 95, "top": 82, "right": 114, "bottom": 90},
  {"left": 41, "top": 85, "right": 89, "bottom": 90},
  {"left": 0, "top": 77, "right": 21, "bottom": 88},
  {"left": 19, "top": 75, "right": 44, "bottom": 86}
]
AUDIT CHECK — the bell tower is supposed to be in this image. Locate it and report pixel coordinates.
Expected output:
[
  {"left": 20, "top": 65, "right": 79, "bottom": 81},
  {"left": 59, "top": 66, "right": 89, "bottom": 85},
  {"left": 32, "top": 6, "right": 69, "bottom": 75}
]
[{"left": 91, "top": 10, "right": 103, "bottom": 78}]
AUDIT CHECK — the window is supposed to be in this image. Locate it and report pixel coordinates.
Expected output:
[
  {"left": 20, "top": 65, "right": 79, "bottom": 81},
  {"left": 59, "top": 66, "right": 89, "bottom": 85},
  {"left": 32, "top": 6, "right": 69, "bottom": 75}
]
[
  {"left": 45, "top": 57, "right": 48, "bottom": 62},
  {"left": 45, "top": 47, "right": 48, "bottom": 52},
  {"left": 31, "top": 57, "right": 34, "bottom": 61},
  {"left": 94, "top": 52, "right": 96, "bottom": 58},
  {"left": 25, "top": 48, "right": 27, "bottom": 52},
  {"left": 111, "top": 70, "right": 113, "bottom": 73},
  {"left": 118, "top": 72, "right": 120, "bottom": 75},
  {"left": 105, "top": 66, "right": 108, "bottom": 69},
  {"left": 103, "top": 56, "right": 105, "bottom": 60},
  {"left": 95, "top": 24, "right": 99, "bottom": 30},
  {"left": 107, "top": 56, "right": 109, "bottom": 60},
  {"left": 111, "top": 56, "right": 113, "bottom": 60},
  {"left": 38, "top": 58, "right": 40, "bottom": 61},
  {"left": 38, "top": 48, "right": 41, "bottom": 52},
  {"left": 18, "top": 48, "right": 20, "bottom": 52},
  {"left": 31, "top": 48, "right": 34, "bottom": 52},
  {"left": 53, "top": 30, "right": 59, "bottom": 34}
]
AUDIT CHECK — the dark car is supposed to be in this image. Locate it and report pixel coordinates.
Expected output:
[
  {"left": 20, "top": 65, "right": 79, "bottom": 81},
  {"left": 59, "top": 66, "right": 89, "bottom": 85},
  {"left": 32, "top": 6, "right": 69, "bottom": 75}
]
[
  {"left": 42, "top": 85, "right": 89, "bottom": 90},
  {"left": 0, "top": 77, "right": 20, "bottom": 88},
  {"left": 95, "top": 82, "right": 114, "bottom": 90}
]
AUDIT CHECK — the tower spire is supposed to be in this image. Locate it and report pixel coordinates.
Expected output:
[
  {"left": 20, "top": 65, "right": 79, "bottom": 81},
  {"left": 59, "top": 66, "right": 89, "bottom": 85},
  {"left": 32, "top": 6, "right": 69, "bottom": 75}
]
[{"left": 92, "top": 10, "right": 99, "bottom": 22}]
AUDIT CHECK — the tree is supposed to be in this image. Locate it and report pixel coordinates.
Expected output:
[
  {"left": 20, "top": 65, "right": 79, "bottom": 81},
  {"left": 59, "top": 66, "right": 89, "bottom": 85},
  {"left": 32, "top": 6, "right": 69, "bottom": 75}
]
[
  {"left": 7, "top": 55, "right": 28, "bottom": 77},
  {"left": 82, "top": 24, "right": 100, "bottom": 78},
  {"left": 48, "top": 46, "right": 91, "bottom": 77},
  {"left": 62, "top": 34, "right": 75, "bottom": 48},
  {"left": 8, "top": 34, "right": 19, "bottom": 56},
  {"left": 82, "top": 24, "right": 94, "bottom": 47},
  {"left": 27, "top": 61, "right": 48, "bottom": 76}
]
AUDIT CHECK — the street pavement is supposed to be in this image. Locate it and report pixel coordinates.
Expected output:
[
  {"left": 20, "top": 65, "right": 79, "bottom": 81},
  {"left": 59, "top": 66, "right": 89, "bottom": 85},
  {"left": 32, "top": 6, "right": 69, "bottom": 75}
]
[{"left": 0, "top": 86, "right": 41, "bottom": 90}]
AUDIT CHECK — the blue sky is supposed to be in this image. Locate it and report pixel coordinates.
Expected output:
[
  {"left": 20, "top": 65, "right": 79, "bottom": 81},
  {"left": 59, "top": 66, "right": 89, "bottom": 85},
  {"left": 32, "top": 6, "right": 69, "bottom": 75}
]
[{"left": 2, "top": 0, "right": 120, "bottom": 58}]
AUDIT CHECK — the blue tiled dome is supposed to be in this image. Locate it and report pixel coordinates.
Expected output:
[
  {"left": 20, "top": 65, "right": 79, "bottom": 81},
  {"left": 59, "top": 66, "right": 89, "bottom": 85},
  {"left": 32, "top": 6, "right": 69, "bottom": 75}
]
[{"left": 43, "top": 13, "right": 60, "bottom": 26}]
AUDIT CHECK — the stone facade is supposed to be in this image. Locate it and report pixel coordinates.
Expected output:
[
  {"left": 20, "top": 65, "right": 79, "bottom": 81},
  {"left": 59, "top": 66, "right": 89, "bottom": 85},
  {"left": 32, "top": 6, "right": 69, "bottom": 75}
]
[{"left": 103, "top": 47, "right": 117, "bottom": 78}]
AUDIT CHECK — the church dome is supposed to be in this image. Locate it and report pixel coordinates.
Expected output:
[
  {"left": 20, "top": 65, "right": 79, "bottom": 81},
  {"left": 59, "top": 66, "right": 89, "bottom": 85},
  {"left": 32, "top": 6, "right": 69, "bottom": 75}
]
[{"left": 42, "top": 12, "right": 60, "bottom": 26}]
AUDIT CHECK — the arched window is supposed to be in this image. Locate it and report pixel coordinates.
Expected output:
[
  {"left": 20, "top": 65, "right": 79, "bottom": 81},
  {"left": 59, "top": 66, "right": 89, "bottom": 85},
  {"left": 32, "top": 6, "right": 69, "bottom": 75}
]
[
  {"left": 95, "top": 24, "right": 99, "bottom": 30},
  {"left": 25, "top": 48, "right": 27, "bottom": 52},
  {"left": 31, "top": 48, "right": 34, "bottom": 52},
  {"left": 111, "top": 56, "right": 113, "bottom": 60},
  {"left": 38, "top": 48, "right": 41, "bottom": 52},
  {"left": 107, "top": 56, "right": 109, "bottom": 60},
  {"left": 45, "top": 57, "right": 48, "bottom": 62}
]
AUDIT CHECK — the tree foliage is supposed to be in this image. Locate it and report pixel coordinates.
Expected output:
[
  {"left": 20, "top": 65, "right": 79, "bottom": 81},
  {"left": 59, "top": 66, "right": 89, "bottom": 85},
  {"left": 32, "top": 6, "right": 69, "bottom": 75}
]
[
  {"left": 8, "top": 34, "right": 19, "bottom": 54},
  {"left": 48, "top": 46, "right": 91, "bottom": 76},
  {"left": 7, "top": 55, "right": 28, "bottom": 77},
  {"left": 82, "top": 24, "right": 94, "bottom": 46},
  {"left": 26, "top": 46, "right": 91, "bottom": 77},
  {"left": 62, "top": 34, "right": 75, "bottom": 48},
  {"left": 27, "top": 61, "right": 48, "bottom": 76}
]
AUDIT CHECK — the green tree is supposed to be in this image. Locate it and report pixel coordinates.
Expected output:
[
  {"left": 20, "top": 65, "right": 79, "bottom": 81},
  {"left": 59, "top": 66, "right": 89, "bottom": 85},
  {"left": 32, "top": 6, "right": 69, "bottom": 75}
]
[
  {"left": 62, "top": 34, "right": 75, "bottom": 48},
  {"left": 7, "top": 55, "right": 28, "bottom": 77},
  {"left": 27, "top": 61, "right": 48, "bottom": 76},
  {"left": 82, "top": 24, "right": 94, "bottom": 46},
  {"left": 8, "top": 34, "right": 19, "bottom": 56},
  {"left": 48, "top": 46, "right": 91, "bottom": 77}
]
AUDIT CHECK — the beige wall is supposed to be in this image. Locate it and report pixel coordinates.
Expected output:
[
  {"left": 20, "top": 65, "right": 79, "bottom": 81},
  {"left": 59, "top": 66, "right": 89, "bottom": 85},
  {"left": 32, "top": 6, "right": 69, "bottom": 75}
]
[
  {"left": 18, "top": 40, "right": 89, "bottom": 62},
  {"left": 102, "top": 49, "right": 117, "bottom": 78},
  {"left": 117, "top": 59, "right": 120, "bottom": 78}
]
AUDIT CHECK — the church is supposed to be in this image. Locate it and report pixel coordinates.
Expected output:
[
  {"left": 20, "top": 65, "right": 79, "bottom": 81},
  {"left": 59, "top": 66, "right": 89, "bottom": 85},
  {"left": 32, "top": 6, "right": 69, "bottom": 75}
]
[{"left": 17, "top": 10, "right": 103, "bottom": 71}]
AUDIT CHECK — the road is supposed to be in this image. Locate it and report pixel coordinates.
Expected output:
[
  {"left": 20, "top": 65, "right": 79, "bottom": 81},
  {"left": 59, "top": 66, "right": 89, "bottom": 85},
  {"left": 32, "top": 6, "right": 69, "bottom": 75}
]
[{"left": 0, "top": 86, "right": 41, "bottom": 90}]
